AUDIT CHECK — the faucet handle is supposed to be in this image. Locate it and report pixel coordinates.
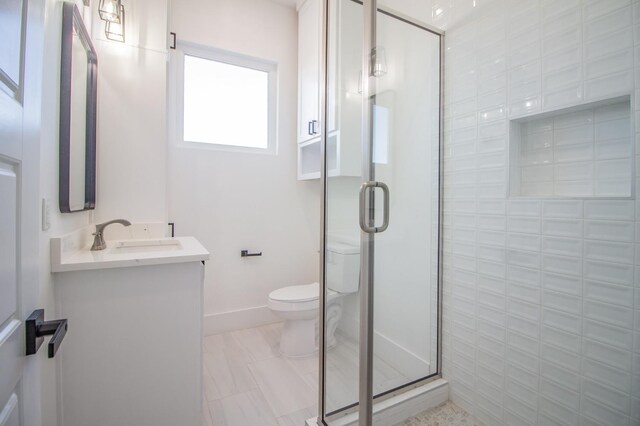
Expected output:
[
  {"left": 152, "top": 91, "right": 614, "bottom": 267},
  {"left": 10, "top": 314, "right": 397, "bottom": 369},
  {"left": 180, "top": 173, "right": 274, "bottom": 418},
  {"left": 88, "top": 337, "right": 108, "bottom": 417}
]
[
  {"left": 90, "top": 219, "right": 132, "bottom": 251},
  {"left": 95, "top": 219, "right": 132, "bottom": 233}
]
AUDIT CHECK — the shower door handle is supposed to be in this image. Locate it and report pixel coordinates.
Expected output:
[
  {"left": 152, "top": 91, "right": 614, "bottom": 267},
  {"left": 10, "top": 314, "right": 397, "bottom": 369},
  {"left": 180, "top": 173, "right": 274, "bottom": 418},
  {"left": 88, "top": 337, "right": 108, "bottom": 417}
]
[{"left": 359, "top": 181, "right": 389, "bottom": 233}]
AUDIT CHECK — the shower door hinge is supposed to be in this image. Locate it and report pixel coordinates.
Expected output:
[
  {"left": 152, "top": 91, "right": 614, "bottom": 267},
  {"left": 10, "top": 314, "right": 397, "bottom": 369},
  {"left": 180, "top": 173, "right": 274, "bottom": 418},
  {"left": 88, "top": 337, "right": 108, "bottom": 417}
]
[{"left": 169, "top": 32, "right": 177, "bottom": 50}]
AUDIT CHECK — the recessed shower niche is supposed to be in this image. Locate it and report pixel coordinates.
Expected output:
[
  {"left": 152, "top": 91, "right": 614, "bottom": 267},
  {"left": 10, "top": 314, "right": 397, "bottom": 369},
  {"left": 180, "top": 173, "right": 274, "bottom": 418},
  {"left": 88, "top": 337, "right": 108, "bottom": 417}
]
[{"left": 509, "top": 96, "right": 633, "bottom": 198}]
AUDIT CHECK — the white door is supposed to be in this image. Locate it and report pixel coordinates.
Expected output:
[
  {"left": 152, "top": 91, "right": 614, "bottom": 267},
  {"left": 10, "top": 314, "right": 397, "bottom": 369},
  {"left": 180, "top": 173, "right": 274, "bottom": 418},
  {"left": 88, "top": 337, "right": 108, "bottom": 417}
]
[{"left": 0, "top": 0, "right": 43, "bottom": 425}]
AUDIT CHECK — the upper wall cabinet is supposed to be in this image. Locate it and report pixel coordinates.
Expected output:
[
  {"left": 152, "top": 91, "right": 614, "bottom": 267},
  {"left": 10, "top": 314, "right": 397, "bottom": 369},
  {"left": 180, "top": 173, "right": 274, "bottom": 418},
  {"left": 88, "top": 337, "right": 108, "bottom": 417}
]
[
  {"left": 297, "top": 0, "right": 361, "bottom": 180},
  {"left": 297, "top": 0, "right": 322, "bottom": 145}
]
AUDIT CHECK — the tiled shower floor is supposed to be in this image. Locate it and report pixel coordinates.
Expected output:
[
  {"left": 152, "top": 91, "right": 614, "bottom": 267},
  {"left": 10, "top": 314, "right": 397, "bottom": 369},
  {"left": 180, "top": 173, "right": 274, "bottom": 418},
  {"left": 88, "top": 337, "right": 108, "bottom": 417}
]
[{"left": 399, "top": 402, "right": 483, "bottom": 426}]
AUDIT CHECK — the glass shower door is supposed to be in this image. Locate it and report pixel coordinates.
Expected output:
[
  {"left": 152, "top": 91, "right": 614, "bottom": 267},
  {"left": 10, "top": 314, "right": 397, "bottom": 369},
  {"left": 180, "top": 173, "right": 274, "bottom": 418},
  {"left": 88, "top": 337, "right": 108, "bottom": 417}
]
[
  {"left": 370, "top": 3, "right": 442, "bottom": 400},
  {"left": 321, "top": 0, "right": 442, "bottom": 424}
]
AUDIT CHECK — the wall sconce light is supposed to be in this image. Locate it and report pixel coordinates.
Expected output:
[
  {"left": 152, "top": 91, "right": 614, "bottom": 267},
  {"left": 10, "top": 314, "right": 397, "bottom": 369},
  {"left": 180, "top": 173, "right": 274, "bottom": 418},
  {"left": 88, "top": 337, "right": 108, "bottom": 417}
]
[
  {"left": 98, "top": 0, "right": 121, "bottom": 23},
  {"left": 105, "top": 4, "right": 125, "bottom": 42},
  {"left": 371, "top": 47, "right": 387, "bottom": 77},
  {"left": 359, "top": 46, "right": 387, "bottom": 93}
]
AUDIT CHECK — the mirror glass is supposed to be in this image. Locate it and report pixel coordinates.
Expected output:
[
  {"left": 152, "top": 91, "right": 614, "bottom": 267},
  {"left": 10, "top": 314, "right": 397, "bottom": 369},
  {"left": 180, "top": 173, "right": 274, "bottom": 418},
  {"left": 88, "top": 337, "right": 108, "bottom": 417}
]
[
  {"left": 60, "top": 2, "right": 97, "bottom": 213},
  {"left": 69, "top": 21, "right": 88, "bottom": 210}
]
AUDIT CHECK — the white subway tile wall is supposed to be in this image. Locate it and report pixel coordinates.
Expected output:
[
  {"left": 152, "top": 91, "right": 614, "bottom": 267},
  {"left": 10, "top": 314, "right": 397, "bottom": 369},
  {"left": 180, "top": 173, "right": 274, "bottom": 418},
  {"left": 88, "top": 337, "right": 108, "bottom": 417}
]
[{"left": 442, "top": 0, "right": 640, "bottom": 425}]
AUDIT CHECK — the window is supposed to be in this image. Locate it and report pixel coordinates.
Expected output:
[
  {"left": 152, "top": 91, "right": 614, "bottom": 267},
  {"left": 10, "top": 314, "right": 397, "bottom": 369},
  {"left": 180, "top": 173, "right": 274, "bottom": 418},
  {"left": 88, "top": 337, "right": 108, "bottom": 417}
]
[{"left": 176, "top": 44, "right": 277, "bottom": 153}]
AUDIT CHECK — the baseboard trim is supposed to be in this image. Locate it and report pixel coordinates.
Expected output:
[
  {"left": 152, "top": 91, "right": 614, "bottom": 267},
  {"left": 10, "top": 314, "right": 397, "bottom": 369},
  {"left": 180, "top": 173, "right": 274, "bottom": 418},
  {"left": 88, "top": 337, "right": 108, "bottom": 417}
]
[{"left": 203, "top": 305, "right": 280, "bottom": 335}]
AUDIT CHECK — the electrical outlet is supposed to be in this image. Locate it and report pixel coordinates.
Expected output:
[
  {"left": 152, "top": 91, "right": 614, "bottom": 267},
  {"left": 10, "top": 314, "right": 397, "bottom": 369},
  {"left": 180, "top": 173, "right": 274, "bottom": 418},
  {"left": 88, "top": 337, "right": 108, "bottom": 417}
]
[{"left": 42, "top": 198, "right": 51, "bottom": 231}]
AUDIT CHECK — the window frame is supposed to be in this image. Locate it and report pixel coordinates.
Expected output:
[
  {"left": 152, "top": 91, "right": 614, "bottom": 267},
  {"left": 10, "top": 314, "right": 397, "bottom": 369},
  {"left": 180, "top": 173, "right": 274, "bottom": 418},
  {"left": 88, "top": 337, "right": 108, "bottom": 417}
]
[{"left": 172, "top": 42, "right": 278, "bottom": 155}]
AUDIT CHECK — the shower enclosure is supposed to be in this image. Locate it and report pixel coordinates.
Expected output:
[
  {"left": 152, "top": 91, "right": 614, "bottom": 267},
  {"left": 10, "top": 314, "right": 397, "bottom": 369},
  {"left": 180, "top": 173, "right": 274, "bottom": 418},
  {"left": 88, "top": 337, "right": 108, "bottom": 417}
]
[{"left": 318, "top": 0, "right": 443, "bottom": 423}]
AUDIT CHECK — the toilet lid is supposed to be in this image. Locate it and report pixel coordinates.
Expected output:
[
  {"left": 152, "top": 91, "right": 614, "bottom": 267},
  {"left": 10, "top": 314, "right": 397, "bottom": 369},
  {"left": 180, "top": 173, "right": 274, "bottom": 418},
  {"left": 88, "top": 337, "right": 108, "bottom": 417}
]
[{"left": 269, "top": 282, "right": 319, "bottom": 302}]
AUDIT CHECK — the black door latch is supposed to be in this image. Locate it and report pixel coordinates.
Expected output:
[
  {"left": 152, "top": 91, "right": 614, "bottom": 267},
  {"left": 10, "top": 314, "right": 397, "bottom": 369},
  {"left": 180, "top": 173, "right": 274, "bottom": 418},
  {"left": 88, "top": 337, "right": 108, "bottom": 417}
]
[{"left": 26, "top": 309, "right": 68, "bottom": 358}]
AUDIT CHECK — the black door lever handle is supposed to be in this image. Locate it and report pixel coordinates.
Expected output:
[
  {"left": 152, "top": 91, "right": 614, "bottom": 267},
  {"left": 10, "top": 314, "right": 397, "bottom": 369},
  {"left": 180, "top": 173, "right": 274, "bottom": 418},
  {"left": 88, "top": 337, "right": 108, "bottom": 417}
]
[{"left": 26, "top": 309, "right": 68, "bottom": 358}]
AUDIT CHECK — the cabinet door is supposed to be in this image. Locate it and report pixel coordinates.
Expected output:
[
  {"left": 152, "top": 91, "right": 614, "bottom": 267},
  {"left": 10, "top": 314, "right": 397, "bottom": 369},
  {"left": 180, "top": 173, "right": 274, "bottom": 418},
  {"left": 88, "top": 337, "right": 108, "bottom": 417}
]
[
  {"left": 326, "top": 0, "right": 337, "bottom": 134},
  {"left": 297, "top": 0, "right": 321, "bottom": 143}
]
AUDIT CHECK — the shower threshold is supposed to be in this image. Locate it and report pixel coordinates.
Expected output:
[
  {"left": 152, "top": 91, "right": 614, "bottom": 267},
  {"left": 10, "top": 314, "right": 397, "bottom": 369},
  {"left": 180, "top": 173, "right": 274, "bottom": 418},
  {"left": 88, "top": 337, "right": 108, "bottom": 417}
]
[{"left": 307, "top": 379, "right": 449, "bottom": 426}]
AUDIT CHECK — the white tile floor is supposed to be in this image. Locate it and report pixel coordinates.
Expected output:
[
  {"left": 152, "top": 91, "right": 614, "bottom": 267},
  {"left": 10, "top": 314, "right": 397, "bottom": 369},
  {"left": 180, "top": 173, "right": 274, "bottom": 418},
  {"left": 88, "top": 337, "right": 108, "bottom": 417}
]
[
  {"left": 202, "top": 322, "right": 317, "bottom": 426},
  {"left": 201, "top": 322, "right": 409, "bottom": 426}
]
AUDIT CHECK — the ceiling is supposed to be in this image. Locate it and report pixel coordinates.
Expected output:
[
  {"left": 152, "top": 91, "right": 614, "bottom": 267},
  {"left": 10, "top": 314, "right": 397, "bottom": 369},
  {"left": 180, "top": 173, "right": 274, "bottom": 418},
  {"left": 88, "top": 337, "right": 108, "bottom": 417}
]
[
  {"left": 267, "top": 0, "right": 299, "bottom": 8},
  {"left": 263, "top": 0, "right": 492, "bottom": 30}
]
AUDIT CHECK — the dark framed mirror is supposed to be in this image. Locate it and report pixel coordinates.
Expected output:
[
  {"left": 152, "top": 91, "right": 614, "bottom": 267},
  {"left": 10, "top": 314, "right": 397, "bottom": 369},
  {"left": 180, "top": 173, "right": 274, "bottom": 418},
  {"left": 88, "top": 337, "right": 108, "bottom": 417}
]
[{"left": 59, "top": 2, "right": 97, "bottom": 213}]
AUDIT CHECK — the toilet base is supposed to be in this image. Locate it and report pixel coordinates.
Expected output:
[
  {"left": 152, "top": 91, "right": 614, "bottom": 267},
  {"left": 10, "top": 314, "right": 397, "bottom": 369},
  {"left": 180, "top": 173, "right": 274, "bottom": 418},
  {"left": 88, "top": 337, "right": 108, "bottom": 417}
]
[
  {"left": 277, "top": 303, "right": 342, "bottom": 358},
  {"left": 278, "top": 320, "right": 339, "bottom": 357},
  {"left": 279, "top": 317, "right": 317, "bottom": 357}
]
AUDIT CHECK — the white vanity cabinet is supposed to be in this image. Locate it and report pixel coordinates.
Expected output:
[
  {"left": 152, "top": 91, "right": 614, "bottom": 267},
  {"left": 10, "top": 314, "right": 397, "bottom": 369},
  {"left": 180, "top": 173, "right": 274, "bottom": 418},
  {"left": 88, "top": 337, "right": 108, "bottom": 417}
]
[
  {"left": 297, "top": 0, "right": 361, "bottom": 180},
  {"left": 51, "top": 229, "right": 209, "bottom": 426}
]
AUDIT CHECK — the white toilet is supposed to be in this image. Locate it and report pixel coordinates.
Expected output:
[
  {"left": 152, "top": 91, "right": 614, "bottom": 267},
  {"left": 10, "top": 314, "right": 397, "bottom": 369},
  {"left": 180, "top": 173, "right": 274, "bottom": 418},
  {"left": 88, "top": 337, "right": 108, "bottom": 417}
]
[{"left": 267, "top": 241, "right": 359, "bottom": 357}]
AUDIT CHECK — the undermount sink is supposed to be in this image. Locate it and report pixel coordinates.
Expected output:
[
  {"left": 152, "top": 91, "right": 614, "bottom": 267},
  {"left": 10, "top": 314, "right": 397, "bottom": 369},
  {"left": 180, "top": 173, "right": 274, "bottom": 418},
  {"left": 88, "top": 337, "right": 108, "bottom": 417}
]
[
  {"left": 110, "top": 238, "right": 183, "bottom": 254},
  {"left": 50, "top": 225, "right": 209, "bottom": 272}
]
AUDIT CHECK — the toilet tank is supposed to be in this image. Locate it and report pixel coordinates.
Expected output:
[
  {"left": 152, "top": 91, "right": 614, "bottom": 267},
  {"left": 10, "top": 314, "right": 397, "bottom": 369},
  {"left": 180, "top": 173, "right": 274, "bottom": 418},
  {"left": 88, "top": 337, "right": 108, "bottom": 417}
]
[{"left": 326, "top": 242, "right": 360, "bottom": 293}]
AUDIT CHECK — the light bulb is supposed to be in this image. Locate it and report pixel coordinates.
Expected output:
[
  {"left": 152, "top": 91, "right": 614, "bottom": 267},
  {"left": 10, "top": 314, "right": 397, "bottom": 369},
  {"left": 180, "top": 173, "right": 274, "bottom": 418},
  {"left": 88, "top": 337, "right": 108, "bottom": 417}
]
[
  {"left": 105, "top": 4, "right": 125, "bottom": 42},
  {"left": 99, "top": 0, "right": 122, "bottom": 23}
]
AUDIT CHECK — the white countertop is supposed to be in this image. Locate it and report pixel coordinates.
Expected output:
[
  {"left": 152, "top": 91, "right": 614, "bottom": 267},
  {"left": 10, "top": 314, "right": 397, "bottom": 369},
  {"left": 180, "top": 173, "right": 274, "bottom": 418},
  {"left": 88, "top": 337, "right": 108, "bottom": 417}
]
[{"left": 51, "top": 224, "right": 210, "bottom": 272}]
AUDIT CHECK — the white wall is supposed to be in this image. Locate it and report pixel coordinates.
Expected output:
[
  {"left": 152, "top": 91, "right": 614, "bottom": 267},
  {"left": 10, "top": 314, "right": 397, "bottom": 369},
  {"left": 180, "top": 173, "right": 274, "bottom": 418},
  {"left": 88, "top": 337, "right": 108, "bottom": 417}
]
[
  {"left": 441, "top": 1, "right": 640, "bottom": 425},
  {"left": 38, "top": 2, "right": 96, "bottom": 425},
  {"left": 167, "top": 0, "right": 321, "bottom": 332},
  {"left": 90, "top": 0, "right": 169, "bottom": 224}
]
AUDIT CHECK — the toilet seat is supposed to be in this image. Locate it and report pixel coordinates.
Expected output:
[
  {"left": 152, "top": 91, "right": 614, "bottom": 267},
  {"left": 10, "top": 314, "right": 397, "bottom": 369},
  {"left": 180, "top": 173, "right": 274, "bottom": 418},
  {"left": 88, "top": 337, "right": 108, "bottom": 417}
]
[
  {"left": 269, "top": 282, "right": 320, "bottom": 302},
  {"left": 268, "top": 282, "right": 337, "bottom": 312}
]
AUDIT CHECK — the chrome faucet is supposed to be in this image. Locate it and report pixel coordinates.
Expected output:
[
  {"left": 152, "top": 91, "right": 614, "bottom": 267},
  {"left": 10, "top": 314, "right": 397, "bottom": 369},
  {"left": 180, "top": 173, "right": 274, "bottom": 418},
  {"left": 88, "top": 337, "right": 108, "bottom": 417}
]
[{"left": 90, "top": 219, "right": 132, "bottom": 251}]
